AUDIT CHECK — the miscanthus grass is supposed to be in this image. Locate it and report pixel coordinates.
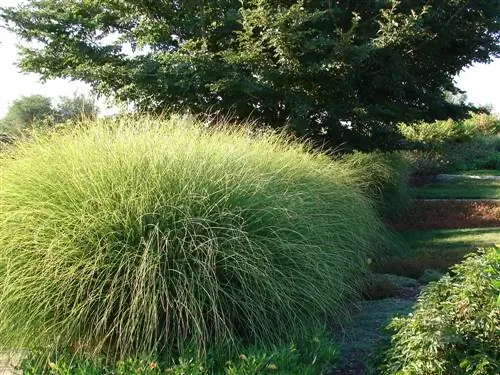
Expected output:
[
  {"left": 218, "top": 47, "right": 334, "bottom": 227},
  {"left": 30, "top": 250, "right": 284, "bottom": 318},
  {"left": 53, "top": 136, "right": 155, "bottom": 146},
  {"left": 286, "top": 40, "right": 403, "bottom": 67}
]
[{"left": 0, "top": 116, "right": 387, "bottom": 361}]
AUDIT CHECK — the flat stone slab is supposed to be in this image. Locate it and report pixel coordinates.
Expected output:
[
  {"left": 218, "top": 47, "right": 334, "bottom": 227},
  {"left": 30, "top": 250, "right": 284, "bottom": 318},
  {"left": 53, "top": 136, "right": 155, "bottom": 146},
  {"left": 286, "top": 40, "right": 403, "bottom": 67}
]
[{"left": 0, "top": 352, "right": 21, "bottom": 375}]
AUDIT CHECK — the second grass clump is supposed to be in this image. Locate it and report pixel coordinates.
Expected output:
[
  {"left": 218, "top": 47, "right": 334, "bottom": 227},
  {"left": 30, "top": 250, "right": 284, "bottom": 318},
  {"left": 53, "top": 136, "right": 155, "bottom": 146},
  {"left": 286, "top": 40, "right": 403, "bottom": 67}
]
[{"left": 0, "top": 116, "right": 386, "bottom": 362}]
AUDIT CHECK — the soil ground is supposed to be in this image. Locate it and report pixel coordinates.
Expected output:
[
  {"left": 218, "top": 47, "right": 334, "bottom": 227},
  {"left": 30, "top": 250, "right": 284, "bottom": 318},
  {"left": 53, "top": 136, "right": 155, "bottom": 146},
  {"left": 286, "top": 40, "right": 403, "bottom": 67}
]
[{"left": 389, "top": 200, "right": 500, "bottom": 230}]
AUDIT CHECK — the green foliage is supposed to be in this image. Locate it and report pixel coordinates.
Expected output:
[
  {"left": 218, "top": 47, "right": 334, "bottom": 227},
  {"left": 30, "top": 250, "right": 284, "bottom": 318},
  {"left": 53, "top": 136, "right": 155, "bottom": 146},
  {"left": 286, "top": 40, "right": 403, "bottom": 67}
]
[
  {"left": 381, "top": 247, "right": 500, "bottom": 375},
  {"left": 462, "top": 113, "right": 500, "bottom": 135},
  {"left": 399, "top": 118, "right": 477, "bottom": 144},
  {"left": 2, "top": 1, "right": 499, "bottom": 149},
  {"left": 0, "top": 116, "right": 386, "bottom": 362},
  {"left": 400, "top": 114, "right": 500, "bottom": 174},
  {"left": 0, "top": 93, "right": 99, "bottom": 135},
  {"left": 341, "top": 151, "right": 410, "bottom": 218},
  {"left": 20, "top": 326, "right": 335, "bottom": 374},
  {"left": 0, "top": 94, "right": 55, "bottom": 134},
  {"left": 55, "top": 93, "right": 99, "bottom": 123}
]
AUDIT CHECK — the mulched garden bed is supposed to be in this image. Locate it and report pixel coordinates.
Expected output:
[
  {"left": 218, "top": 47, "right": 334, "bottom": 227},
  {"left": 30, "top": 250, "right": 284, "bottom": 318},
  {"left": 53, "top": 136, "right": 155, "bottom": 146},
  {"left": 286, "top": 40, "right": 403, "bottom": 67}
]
[{"left": 388, "top": 200, "right": 500, "bottom": 230}]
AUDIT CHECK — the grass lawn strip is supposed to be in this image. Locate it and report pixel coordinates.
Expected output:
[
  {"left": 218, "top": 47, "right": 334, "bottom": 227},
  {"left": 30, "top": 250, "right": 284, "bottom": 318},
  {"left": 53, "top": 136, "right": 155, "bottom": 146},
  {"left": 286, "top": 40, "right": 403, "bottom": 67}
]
[
  {"left": 400, "top": 227, "right": 499, "bottom": 253},
  {"left": 372, "top": 227, "right": 499, "bottom": 279},
  {"left": 458, "top": 169, "right": 500, "bottom": 176},
  {"left": 409, "top": 178, "right": 500, "bottom": 199}
]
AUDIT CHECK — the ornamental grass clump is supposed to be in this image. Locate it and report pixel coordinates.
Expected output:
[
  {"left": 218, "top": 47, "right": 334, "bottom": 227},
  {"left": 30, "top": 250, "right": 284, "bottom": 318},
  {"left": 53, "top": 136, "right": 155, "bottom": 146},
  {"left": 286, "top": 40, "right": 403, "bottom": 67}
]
[
  {"left": 341, "top": 151, "right": 410, "bottom": 219},
  {"left": 0, "top": 116, "right": 386, "bottom": 361}
]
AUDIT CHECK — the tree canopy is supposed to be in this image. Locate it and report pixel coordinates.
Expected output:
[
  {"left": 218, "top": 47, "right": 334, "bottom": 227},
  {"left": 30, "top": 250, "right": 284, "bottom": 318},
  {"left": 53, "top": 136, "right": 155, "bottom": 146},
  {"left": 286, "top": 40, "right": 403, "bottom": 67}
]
[{"left": 2, "top": 0, "right": 499, "bottom": 149}]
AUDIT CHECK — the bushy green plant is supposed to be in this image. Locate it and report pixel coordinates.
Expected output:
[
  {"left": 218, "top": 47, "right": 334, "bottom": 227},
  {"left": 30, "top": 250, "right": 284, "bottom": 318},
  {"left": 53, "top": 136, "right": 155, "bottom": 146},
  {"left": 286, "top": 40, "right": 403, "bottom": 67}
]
[
  {"left": 0, "top": 116, "right": 386, "bottom": 362},
  {"left": 380, "top": 247, "right": 500, "bottom": 375},
  {"left": 401, "top": 149, "right": 450, "bottom": 175},
  {"left": 462, "top": 113, "right": 500, "bottom": 135},
  {"left": 399, "top": 114, "right": 500, "bottom": 175},
  {"left": 399, "top": 119, "right": 477, "bottom": 144},
  {"left": 20, "top": 326, "right": 335, "bottom": 374},
  {"left": 341, "top": 151, "right": 410, "bottom": 218}
]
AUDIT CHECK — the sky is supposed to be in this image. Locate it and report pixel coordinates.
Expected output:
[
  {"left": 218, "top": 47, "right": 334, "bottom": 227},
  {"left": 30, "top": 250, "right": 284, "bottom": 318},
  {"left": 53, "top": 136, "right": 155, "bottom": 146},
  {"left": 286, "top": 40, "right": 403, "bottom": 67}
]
[{"left": 0, "top": 0, "right": 499, "bottom": 117}]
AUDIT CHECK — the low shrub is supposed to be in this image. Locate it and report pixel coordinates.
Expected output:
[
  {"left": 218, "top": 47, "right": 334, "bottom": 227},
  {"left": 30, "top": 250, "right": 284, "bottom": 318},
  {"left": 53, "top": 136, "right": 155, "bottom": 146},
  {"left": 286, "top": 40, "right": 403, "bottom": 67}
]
[
  {"left": 0, "top": 116, "right": 386, "bottom": 362},
  {"left": 371, "top": 252, "right": 466, "bottom": 279},
  {"left": 399, "top": 114, "right": 500, "bottom": 175},
  {"left": 399, "top": 118, "right": 477, "bottom": 145},
  {"left": 380, "top": 247, "right": 499, "bottom": 375},
  {"left": 357, "top": 273, "right": 400, "bottom": 300},
  {"left": 462, "top": 113, "right": 500, "bottom": 135},
  {"left": 341, "top": 151, "right": 410, "bottom": 219}
]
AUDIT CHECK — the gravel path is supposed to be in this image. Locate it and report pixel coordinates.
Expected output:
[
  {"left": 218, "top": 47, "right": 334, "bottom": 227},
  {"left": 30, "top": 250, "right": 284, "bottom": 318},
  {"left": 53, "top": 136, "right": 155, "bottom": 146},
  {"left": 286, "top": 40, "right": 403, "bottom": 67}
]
[{"left": 328, "top": 286, "right": 420, "bottom": 375}]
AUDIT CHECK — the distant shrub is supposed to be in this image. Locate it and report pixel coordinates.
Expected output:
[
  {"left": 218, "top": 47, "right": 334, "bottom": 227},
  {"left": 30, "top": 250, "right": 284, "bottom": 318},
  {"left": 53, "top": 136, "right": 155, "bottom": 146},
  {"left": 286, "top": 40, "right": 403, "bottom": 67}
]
[
  {"left": 381, "top": 247, "right": 500, "bottom": 375},
  {"left": 462, "top": 113, "right": 500, "bottom": 135},
  {"left": 341, "top": 151, "right": 410, "bottom": 218},
  {"left": 400, "top": 114, "right": 500, "bottom": 174},
  {"left": 0, "top": 116, "right": 386, "bottom": 363},
  {"left": 399, "top": 118, "right": 476, "bottom": 145},
  {"left": 401, "top": 149, "right": 450, "bottom": 175}
]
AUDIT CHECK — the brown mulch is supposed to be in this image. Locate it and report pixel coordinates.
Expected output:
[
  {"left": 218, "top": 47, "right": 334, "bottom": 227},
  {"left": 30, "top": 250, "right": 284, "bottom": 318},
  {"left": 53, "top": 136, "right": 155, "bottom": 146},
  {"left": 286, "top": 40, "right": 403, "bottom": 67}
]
[{"left": 388, "top": 200, "right": 500, "bottom": 230}]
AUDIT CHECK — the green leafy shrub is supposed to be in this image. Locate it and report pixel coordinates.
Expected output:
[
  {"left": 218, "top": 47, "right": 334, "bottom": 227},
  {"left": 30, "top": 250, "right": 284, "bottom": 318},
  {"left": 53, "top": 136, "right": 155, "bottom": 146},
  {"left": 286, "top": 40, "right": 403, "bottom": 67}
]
[
  {"left": 401, "top": 149, "right": 451, "bottom": 175},
  {"left": 381, "top": 247, "right": 500, "bottom": 375},
  {"left": 462, "top": 113, "right": 500, "bottom": 135},
  {"left": 0, "top": 116, "right": 386, "bottom": 362},
  {"left": 399, "top": 118, "right": 477, "bottom": 145},
  {"left": 341, "top": 151, "right": 410, "bottom": 218},
  {"left": 400, "top": 114, "right": 500, "bottom": 175},
  {"left": 20, "top": 326, "right": 336, "bottom": 374}
]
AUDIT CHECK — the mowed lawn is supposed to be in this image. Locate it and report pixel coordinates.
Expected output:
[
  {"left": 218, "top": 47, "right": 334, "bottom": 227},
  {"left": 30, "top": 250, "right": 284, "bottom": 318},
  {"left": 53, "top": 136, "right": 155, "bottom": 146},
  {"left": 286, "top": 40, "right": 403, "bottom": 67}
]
[
  {"left": 410, "top": 177, "right": 500, "bottom": 199},
  {"left": 373, "top": 227, "right": 499, "bottom": 278},
  {"left": 458, "top": 169, "right": 500, "bottom": 176},
  {"left": 400, "top": 227, "right": 499, "bottom": 254}
]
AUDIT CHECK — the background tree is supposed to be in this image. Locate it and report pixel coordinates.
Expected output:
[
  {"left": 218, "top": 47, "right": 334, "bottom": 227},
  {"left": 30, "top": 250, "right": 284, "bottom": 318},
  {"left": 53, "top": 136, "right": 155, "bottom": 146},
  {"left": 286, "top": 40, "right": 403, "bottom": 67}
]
[
  {"left": 0, "top": 94, "right": 54, "bottom": 134},
  {"left": 0, "top": 93, "right": 99, "bottom": 134},
  {"left": 1, "top": 0, "right": 499, "bottom": 149},
  {"left": 55, "top": 93, "right": 99, "bottom": 122}
]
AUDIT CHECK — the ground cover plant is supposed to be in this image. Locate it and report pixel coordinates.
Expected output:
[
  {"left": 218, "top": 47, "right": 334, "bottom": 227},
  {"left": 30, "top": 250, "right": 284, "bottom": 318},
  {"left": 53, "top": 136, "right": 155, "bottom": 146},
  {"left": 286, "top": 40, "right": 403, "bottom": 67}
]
[
  {"left": 19, "top": 325, "right": 336, "bottom": 374},
  {"left": 381, "top": 247, "right": 500, "bottom": 375},
  {"left": 0, "top": 116, "right": 387, "bottom": 366},
  {"left": 409, "top": 178, "right": 500, "bottom": 199}
]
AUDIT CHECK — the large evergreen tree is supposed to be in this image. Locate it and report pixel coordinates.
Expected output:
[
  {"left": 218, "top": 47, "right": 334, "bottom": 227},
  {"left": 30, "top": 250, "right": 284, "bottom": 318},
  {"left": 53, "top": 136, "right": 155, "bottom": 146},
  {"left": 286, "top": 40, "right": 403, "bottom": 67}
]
[{"left": 2, "top": 0, "right": 499, "bottom": 149}]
